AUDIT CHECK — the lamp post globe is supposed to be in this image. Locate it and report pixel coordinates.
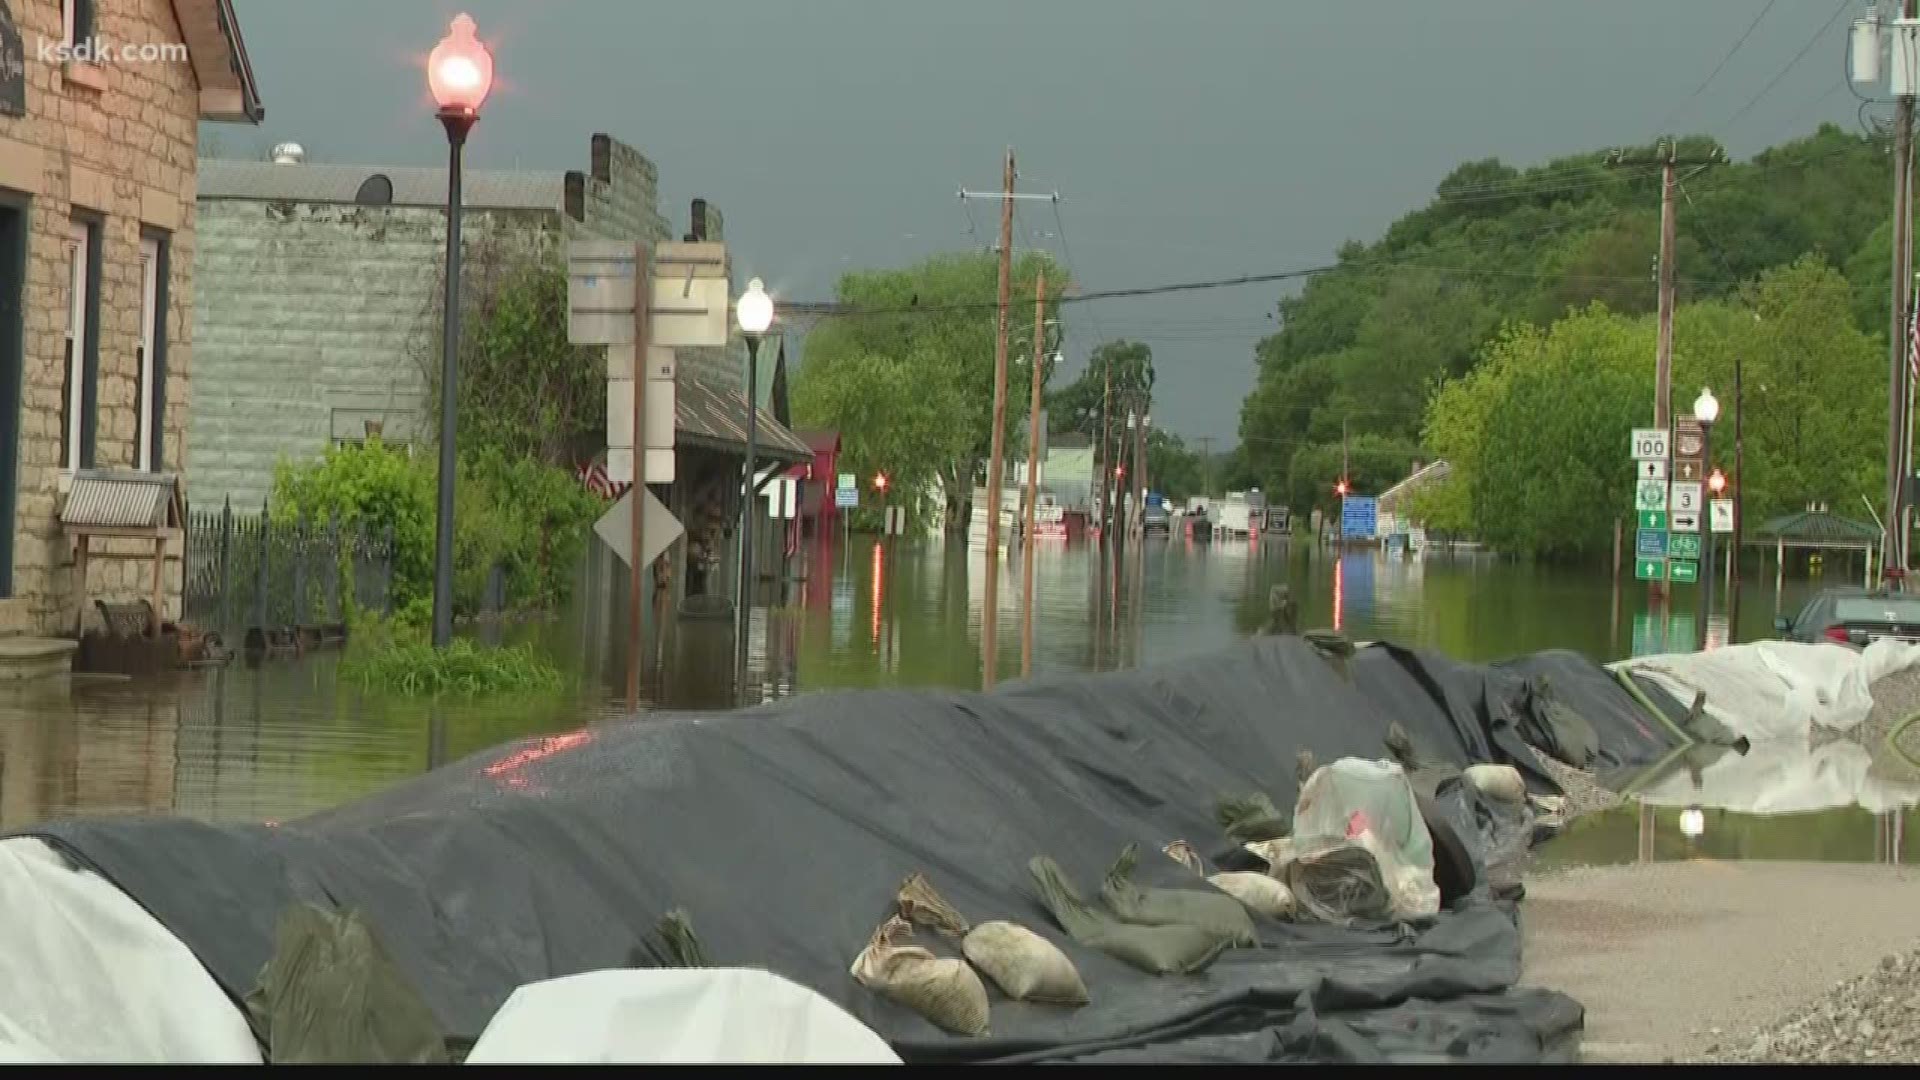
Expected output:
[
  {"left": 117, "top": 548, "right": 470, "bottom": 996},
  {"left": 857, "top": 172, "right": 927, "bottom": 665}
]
[
  {"left": 737, "top": 277, "right": 774, "bottom": 336},
  {"left": 1693, "top": 387, "right": 1720, "bottom": 427},
  {"left": 428, "top": 14, "right": 494, "bottom": 118}
]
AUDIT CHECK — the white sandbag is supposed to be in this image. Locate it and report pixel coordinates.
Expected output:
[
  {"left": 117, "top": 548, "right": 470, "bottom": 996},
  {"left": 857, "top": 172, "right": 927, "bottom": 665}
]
[
  {"left": 960, "top": 921, "right": 1088, "bottom": 1005},
  {"left": 1207, "top": 872, "right": 1295, "bottom": 919},
  {"left": 0, "top": 838, "right": 260, "bottom": 1063},
  {"left": 1464, "top": 764, "right": 1526, "bottom": 804},
  {"left": 1244, "top": 837, "right": 1296, "bottom": 875},
  {"left": 465, "top": 968, "right": 900, "bottom": 1063},
  {"left": 1612, "top": 641, "right": 1877, "bottom": 739},
  {"left": 850, "top": 917, "right": 989, "bottom": 1036}
]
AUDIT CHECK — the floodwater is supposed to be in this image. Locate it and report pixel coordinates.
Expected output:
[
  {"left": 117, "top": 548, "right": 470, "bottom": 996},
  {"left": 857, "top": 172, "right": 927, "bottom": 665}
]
[{"left": 0, "top": 533, "right": 1892, "bottom": 835}]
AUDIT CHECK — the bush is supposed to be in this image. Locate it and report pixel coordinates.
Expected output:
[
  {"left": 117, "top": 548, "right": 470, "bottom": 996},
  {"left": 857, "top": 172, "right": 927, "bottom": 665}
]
[
  {"left": 341, "top": 609, "right": 565, "bottom": 696},
  {"left": 271, "top": 439, "right": 600, "bottom": 618}
]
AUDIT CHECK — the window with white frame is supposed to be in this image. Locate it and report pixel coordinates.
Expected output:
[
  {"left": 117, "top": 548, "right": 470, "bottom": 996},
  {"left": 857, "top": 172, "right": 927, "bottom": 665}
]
[
  {"left": 136, "top": 236, "right": 160, "bottom": 471},
  {"left": 62, "top": 220, "right": 93, "bottom": 472},
  {"left": 62, "top": 0, "right": 95, "bottom": 51}
]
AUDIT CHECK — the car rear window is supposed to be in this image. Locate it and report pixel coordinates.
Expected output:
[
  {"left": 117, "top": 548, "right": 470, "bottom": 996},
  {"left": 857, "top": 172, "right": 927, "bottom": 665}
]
[{"left": 1833, "top": 598, "right": 1920, "bottom": 624}]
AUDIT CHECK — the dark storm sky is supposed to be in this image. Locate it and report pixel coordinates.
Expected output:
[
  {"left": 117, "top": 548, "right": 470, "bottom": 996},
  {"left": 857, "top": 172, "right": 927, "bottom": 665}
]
[{"left": 210, "top": 0, "right": 1871, "bottom": 443}]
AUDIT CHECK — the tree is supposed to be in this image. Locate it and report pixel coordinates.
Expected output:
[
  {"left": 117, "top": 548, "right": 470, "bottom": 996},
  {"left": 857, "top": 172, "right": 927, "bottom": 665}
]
[
  {"left": 796, "top": 252, "right": 1068, "bottom": 532},
  {"left": 790, "top": 349, "right": 970, "bottom": 530}
]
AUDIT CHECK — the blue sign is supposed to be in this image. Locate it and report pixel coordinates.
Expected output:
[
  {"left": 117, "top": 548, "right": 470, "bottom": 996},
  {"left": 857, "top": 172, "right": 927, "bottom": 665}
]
[
  {"left": 834, "top": 485, "right": 858, "bottom": 509},
  {"left": 1340, "top": 496, "right": 1377, "bottom": 540},
  {"left": 1634, "top": 528, "right": 1668, "bottom": 559}
]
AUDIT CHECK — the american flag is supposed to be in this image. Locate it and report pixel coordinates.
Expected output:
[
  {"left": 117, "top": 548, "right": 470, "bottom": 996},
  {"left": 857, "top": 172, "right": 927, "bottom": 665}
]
[
  {"left": 576, "top": 460, "right": 631, "bottom": 501},
  {"left": 1909, "top": 295, "right": 1920, "bottom": 384}
]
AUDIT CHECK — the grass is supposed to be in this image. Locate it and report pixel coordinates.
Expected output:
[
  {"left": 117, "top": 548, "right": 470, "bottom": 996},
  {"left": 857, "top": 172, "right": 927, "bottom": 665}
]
[{"left": 339, "top": 609, "right": 566, "bottom": 697}]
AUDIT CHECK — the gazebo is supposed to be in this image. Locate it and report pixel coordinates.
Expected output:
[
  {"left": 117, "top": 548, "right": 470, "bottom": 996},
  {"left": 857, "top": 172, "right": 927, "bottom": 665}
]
[{"left": 1747, "top": 504, "right": 1881, "bottom": 591}]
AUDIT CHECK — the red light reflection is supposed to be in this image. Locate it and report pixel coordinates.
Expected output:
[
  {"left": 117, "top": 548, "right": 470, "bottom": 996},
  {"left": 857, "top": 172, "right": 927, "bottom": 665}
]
[
  {"left": 1332, "top": 557, "right": 1345, "bottom": 633},
  {"left": 870, "top": 541, "right": 885, "bottom": 644},
  {"left": 484, "top": 730, "right": 594, "bottom": 779}
]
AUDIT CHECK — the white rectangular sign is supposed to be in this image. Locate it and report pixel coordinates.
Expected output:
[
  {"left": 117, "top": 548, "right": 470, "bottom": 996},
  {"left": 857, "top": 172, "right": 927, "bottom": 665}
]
[
  {"left": 1671, "top": 510, "right": 1701, "bottom": 534},
  {"left": 1631, "top": 428, "right": 1670, "bottom": 462},
  {"left": 607, "top": 344, "right": 676, "bottom": 381},
  {"left": 648, "top": 276, "right": 730, "bottom": 349},
  {"left": 1635, "top": 478, "right": 1668, "bottom": 512},
  {"left": 1669, "top": 481, "right": 1703, "bottom": 516},
  {"left": 607, "top": 447, "right": 675, "bottom": 485},
  {"left": 1710, "top": 499, "right": 1735, "bottom": 534},
  {"left": 607, "top": 378, "right": 676, "bottom": 451},
  {"left": 1637, "top": 459, "right": 1667, "bottom": 482}
]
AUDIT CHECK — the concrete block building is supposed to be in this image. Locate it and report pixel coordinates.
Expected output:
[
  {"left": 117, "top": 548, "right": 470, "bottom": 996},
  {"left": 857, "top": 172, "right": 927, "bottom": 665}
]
[{"left": 0, "top": 0, "right": 261, "bottom": 636}]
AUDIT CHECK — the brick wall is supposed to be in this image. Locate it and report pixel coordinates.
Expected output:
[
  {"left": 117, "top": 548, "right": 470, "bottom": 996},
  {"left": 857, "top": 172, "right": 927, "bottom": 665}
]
[
  {"left": 0, "top": 0, "right": 207, "bottom": 634},
  {"left": 189, "top": 133, "right": 667, "bottom": 510}
]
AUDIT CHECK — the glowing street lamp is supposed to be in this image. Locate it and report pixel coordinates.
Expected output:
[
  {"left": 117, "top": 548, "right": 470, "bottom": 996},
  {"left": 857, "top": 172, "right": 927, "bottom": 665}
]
[
  {"left": 425, "top": 13, "right": 495, "bottom": 650},
  {"left": 1695, "top": 387, "right": 1720, "bottom": 652},
  {"left": 735, "top": 278, "right": 776, "bottom": 693}
]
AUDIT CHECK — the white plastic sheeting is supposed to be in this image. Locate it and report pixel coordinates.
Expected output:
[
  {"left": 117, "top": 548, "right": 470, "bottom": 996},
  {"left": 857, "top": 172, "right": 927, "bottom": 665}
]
[
  {"left": 1290, "top": 758, "right": 1440, "bottom": 921},
  {"left": 1634, "top": 737, "right": 1920, "bottom": 816},
  {"left": 1611, "top": 639, "right": 1920, "bottom": 741},
  {"left": 0, "top": 838, "right": 260, "bottom": 1063},
  {"left": 465, "top": 969, "right": 901, "bottom": 1064}
]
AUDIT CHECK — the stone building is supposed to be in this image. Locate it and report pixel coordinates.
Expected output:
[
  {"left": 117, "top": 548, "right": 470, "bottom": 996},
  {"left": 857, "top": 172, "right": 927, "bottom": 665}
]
[
  {"left": 0, "top": 0, "right": 261, "bottom": 637},
  {"left": 191, "top": 132, "right": 807, "bottom": 625}
]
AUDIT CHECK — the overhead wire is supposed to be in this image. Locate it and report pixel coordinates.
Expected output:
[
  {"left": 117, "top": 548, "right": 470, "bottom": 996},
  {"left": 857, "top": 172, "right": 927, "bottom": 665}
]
[
  {"left": 1721, "top": 0, "right": 1855, "bottom": 133},
  {"left": 1657, "top": 0, "right": 1780, "bottom": 135}
]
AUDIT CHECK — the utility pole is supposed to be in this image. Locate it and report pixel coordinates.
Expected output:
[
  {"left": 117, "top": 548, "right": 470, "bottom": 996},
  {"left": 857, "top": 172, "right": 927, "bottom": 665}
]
[
  {"left": 626, "top": 241, "right": 652, "bottom": 713},
  {"left": 1608, "top": 141, "right": 1721, "bottom": 603},
  {"left": 1197, "top": 436, "right": 1215, "bottom": 500},
  {"left": 1097, "top": 352, "right": 1112, "bottom": 545},
  {"left": 1021, "top": 275, "right": 1046, "bottom": 678},
  {"left": 982, "top": 148, "right": 1015, "bottom": 688},
  {"left": 1893, "top": 18, "right": 1918, "bottom": 583}
]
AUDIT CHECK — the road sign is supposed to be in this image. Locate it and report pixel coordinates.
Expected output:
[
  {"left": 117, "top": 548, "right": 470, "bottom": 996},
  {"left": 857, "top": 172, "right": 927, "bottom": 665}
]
[
  {"left": 1634, "top": 529, "right": 1668, "bottom": 559},
  {"left": 1668, "top": 532, "right": 1701, "bottom": 560},
  {"left": 1635, "top": 479, "right": 1668, "bottom": 511},
  {"left": 1341, "top": 496, "right": 1378, "bottom": 540},
  {"left": 1670, "top": 481, "right": 1703, "bottom": 516},
  {"left": 1674, "top": 417, "right": 1705, "bottom": 460},
  {"left": 1631, "top": 428, "right": 1670, "bottom": 461},
  {"left": 1674, "top": 458, "right": 1702, "bottom": 483},
  {"left": 1638, "top": 459, "right": 1668, "bottom": 482},
  {"left": 592, "top": 486, "right": 685, "bottom": 569},
  {"left": 1638, "top": 509, "right": 1668, "bottom": 531},
  {"left": 1669, "top": 559, "right": 1699, "bottom": 584},
  {"left": 1634, "top": 558, "right": 1667, "bottom": 582},
  {"left": 835, "top": 471, "right": 859, "bottom": 509},
  {"left": 1671, "top": 510, "right": 1701, "bottom": 533},
  {"left": 1710, "top": 499, "right": 1734, "bottom": 534}
]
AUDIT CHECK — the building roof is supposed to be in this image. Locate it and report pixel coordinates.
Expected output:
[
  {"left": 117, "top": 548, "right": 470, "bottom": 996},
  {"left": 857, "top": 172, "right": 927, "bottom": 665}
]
[
  {"left": 1377, "top": 460, "right": 1452, "bottom": 511},
  {"left": 797, "top": 430, "right": 841, "bottom": 454},
  {"left": 60, "top": 471, "right": 181, "bottom": 530},
  {"left": 677, "top": 375, "right": 812, "bottom": 464},
  {"left": 176, "top": 0, "right": 265, "bottom": 123},
  {"left": 1752, "top": 509, "right": 1880, "bottom": 549},
  {"left": 198, "top": 159, "right": 568, "bottom": 210}
]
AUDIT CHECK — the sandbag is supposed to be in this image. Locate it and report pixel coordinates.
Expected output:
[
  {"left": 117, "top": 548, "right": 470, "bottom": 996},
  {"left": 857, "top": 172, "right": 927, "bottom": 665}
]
[
  {"left": 961, "top": 922, "right": 1089, "bottom": 1006},
  {"left": 896, "top": 874, "right": 970, "bottom": 940},
  {"left": 1028, "top": 857, "right": 1229, "bottom": 976},
  {"left": 1162, "top": 841, "right": 1207, "bottom": 875},
  {"left": 1215, "top": 792, "right": 1291, "bottom": 842},
  {"left": 1207, "top": 872, "right": 1294, "bottom": 919},
  {"left": 1243, "top": 837, "right": 1296, "bottom": 875},
  {"left": 1292, "top": 759, "right": 1439, "bottom": 921},
  {"left": 1464, "top": 764, "right": 1526, "bottom": 804},
  {"left": 243, "top": 904, "right": 448, "bottom": 1064},
  {"left": 849, "top": 917, "right": 989, "bottom": 1037},
  {"left": 1283, "top": 840, "right": 1395, "bottom": 926},
  {"left": 1100, "top": 846, "right": 1257, "bottom": 946}
]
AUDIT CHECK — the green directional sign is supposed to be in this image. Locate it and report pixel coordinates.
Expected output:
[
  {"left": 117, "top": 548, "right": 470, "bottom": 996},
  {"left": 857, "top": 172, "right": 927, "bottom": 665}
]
[
  {"left": 1669, "top": 559, "right": 1699, "bottom": 584},
  {"left": 1638, "top": 510, "right": 1668, "bottom": 531},
  {"left": 1634, "top": 558, "right": 1667, "bottom": 582},
  {"left": 1668, "top": 532, "right": 1702, "bottom": 560}
]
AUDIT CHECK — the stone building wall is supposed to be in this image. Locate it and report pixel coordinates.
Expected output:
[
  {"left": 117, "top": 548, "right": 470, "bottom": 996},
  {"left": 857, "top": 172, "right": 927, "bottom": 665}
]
[
  {"left": 189, "top": 133, "right": 667, "bottom": 510},
  {"left": 0, "top": 0, "right": 207, "bottom": 634}
]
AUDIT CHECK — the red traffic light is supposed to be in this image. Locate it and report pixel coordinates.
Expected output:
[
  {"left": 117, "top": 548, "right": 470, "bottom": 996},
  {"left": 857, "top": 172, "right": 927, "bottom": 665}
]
[
  {"left": 1707, "top": 468, "right": 1727, "bottom": 495},
  {"left": 1115, "top": 465, "right": 1125, "bottom": 479},
  {"left": 1335, "top": 479, "right": 1350, "bottom": 497},
  {"left": 873, "top": 473, "right": 889, "bottom": 491}
]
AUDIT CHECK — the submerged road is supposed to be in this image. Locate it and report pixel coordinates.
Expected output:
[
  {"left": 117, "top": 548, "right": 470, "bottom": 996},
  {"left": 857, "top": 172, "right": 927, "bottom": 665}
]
[{"left": 1522, "top": 862, "right": 1920, "bottom": 1062}]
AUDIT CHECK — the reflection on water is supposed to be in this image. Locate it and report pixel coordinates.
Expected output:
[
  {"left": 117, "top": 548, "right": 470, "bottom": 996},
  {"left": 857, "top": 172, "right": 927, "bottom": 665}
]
[
  {"left": 1537, "top": 803, "right": 1914, "bottom": 871},
  {"left": 0, "top": 535, "right": 1847, "bottom": 832}
]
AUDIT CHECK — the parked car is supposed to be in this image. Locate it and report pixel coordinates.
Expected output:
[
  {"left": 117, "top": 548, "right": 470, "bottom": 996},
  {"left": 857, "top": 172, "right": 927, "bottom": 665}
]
[
  {"left": 1143, "top": 502, "right": 1171, "bottom": 534},
  {"left": 1775, "top": 588, "right": 1920, "bottom": 648}
]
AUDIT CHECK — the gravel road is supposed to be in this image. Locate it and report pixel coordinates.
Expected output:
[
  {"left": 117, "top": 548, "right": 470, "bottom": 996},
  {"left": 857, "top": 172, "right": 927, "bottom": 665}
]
[{"left": 1522, "top": 862, "right": 1920, "bottom": 1063}]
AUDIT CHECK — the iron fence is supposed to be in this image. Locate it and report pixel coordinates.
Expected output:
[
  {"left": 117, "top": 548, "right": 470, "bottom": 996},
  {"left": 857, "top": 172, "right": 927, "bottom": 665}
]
[{"left": 182, "top": 499, "right": 393, "bottom": 639}]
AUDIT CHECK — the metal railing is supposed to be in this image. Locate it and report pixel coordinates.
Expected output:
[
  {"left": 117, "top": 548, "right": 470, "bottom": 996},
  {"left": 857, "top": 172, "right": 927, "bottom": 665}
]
[{"left": 182, "top": 499, "right": 393, "bottom": 639}]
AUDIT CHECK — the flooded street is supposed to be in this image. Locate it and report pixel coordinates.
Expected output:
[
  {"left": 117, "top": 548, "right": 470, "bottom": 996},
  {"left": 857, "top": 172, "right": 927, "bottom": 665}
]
[{"left": 0, "top": 535, "right": 1896, "bottom": 834}]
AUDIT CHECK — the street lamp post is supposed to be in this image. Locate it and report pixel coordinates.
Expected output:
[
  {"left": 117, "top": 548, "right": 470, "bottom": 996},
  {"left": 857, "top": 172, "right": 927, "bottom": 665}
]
[
  {"left": 1695, "top": 387, "right": 1720, "bottom": 651},
  {"left": 426, "top": 14, "right": 494, "bottom": 650},
  {"left": 735, "top": 278, "right": 774, "bottom": 695}
]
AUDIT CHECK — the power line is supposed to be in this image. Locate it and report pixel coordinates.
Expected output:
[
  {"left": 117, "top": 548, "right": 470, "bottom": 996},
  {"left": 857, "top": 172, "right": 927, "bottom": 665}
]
[
  {"left": 1657, "top": 0, "right": 1780, "bottom": 135},
  {"left": 1722, "top": 0, "right": 1854, "bottom": 133}
]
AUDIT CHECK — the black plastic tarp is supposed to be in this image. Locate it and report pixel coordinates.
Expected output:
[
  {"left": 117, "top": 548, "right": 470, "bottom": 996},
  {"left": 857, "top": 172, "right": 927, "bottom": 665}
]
[{"left": 14, "top": 637, "right": 1672, "bottom": 1063}]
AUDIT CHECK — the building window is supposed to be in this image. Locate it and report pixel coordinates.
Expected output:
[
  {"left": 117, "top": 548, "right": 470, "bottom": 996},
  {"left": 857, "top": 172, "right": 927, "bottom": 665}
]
[
  {"left": 62, "top": 218, "right": 100, "bottom": 472},
  {"left": 62, "top": 0, "right": 95, "bottom": 50},
  {"left": 136, "top": 231, "right": 170, "bottom": 472}
]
